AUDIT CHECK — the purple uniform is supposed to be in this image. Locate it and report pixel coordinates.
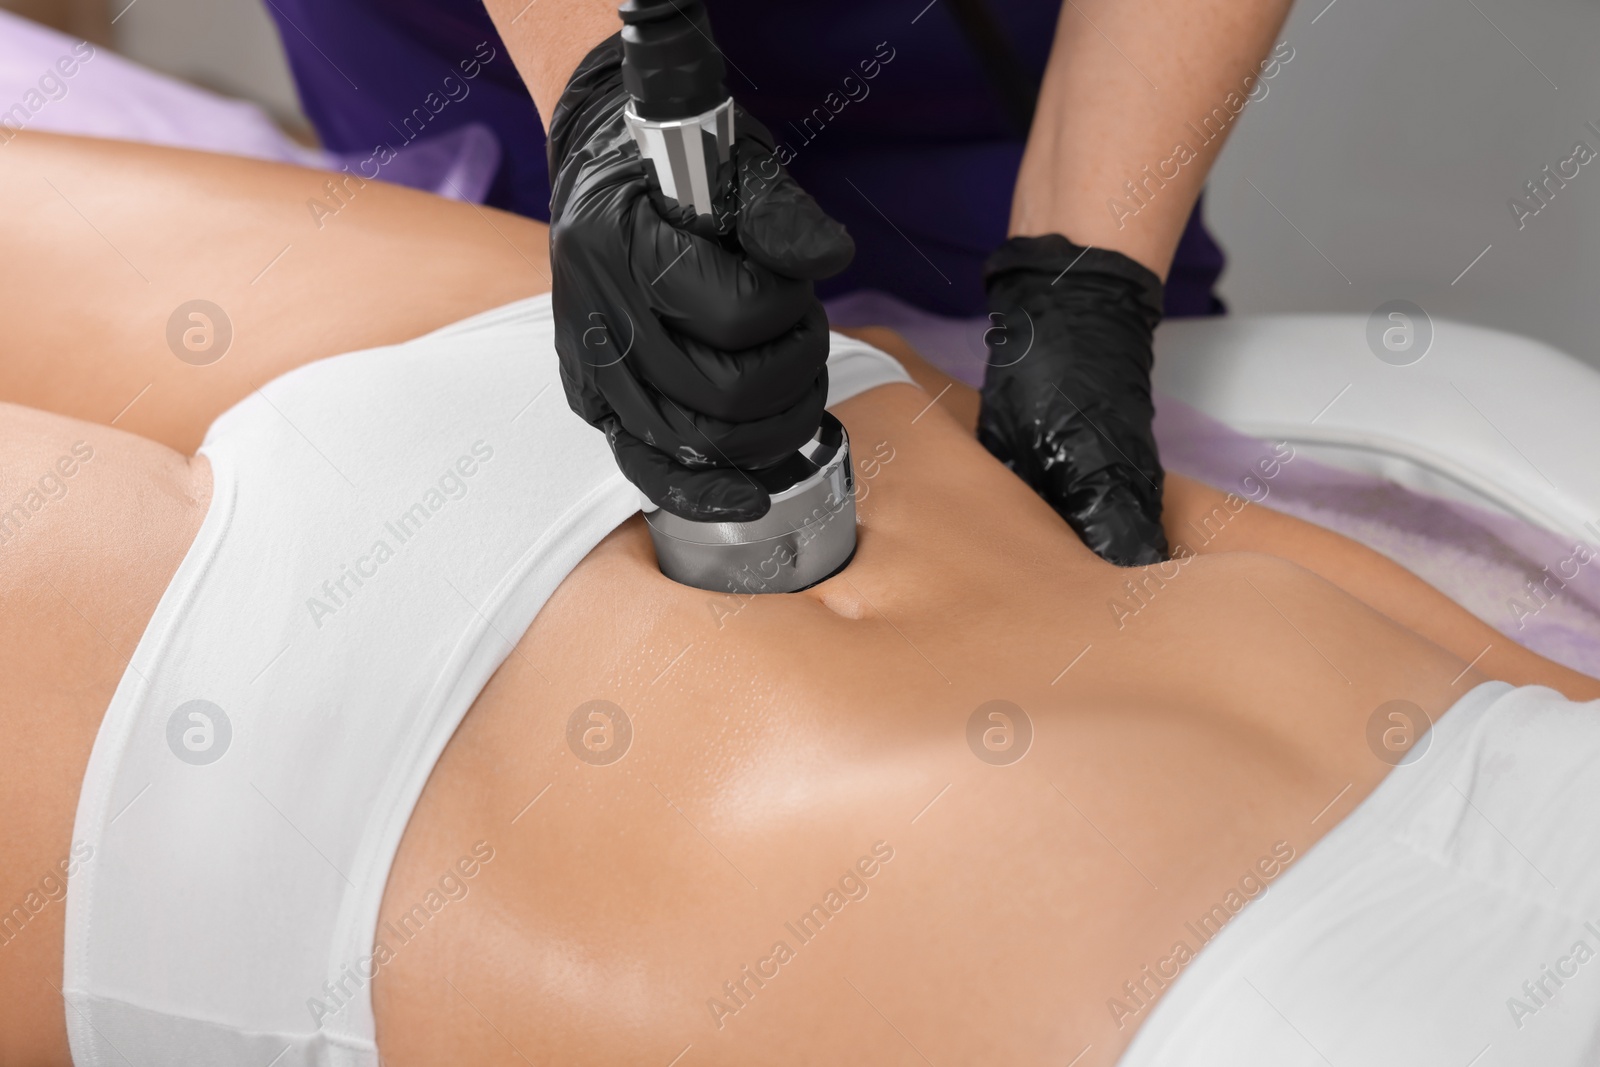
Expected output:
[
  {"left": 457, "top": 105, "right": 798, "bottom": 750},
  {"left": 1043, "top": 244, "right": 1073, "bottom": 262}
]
[{"left": 263, "top": 0, "right": 1224, "bottom": 316}]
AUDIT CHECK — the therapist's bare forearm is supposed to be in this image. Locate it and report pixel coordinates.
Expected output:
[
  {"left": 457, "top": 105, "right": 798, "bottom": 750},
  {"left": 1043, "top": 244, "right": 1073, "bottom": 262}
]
[
  {"left": 483, "top": 0, "right": 621, "bottom": 128},
  {"left": 1011, "top": 0, "right": 1293, "bottom": 278}
]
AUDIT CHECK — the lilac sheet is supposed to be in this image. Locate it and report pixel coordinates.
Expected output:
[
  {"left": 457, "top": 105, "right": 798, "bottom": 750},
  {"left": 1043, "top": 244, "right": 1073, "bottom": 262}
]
[{"left": 826, "top": 290, "right": 1600, "bottom": 677}]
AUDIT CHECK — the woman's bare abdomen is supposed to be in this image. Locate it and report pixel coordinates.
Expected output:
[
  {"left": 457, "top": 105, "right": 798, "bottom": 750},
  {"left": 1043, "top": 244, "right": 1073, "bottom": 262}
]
[{"left": 371, "top": 383, "right": 1475, "bottom": 1066}]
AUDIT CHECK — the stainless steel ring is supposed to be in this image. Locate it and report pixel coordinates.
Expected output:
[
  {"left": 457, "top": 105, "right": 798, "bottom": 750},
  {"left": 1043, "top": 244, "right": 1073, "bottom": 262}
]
[{"left": 645, "top": 412, "right": 857, "bottom": 594}]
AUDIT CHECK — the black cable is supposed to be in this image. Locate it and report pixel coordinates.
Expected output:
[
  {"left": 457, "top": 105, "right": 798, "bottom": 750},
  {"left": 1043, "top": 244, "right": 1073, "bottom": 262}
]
[{"left": 943, "top": 0, "right": 1042, "bottom": 138}]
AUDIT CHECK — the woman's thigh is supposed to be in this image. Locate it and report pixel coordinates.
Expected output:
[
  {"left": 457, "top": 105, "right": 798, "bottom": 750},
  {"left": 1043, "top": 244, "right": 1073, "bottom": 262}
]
[{"left": 0, "top": 132, "right": 551, "bottom": 454}]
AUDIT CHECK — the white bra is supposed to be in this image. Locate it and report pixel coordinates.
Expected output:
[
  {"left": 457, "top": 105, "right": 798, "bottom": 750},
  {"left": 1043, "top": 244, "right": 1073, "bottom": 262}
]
[{"left": 62, "top": 294, "right": 911, "bottom": 1066}]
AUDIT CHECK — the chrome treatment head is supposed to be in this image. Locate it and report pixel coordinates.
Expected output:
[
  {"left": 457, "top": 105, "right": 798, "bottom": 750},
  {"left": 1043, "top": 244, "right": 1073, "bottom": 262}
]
[{"left": 645, "top": 412, "right": 857, "bottom": 594}]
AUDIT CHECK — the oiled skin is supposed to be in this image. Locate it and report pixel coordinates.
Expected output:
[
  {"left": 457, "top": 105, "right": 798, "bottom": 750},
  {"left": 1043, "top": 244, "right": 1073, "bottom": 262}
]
[
  {"left": 1, "top": 133, "right": 1591, "bottom": 1067},
  {"left": 369, "top": 381, "right": 1476, "bottom": 1066}
]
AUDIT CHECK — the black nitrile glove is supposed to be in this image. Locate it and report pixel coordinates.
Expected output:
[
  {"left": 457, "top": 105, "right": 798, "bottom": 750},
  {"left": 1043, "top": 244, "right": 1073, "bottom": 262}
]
[
  {"left": 547, "top": 33, "right": 855, "bottom": 522},
  {"left": 979, "top": 234, "right": 1169, "bottom": 566}
]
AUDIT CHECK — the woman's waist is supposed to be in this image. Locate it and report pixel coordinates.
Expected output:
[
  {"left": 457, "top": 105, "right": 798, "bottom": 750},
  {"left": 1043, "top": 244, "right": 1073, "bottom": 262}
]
[
  {"left": 491, "top": 519, "right": 1428, "bottom": 795},
  {"left": 453, "top": 534, "right": 1399, "bottom": 898},
  {"left": 380, "top": 636, "right": 1392, "bottom": 1063}
]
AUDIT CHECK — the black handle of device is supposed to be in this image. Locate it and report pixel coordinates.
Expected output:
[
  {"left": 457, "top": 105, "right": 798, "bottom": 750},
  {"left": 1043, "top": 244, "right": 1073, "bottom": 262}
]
[{"left": 618, "top": 0, "right": 728, "bottom": 121}]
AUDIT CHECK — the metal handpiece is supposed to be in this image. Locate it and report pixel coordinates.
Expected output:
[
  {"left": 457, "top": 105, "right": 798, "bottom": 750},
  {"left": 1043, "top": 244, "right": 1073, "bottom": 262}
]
[
  {"left": 624, "top": 97, "right": 735, "bottom": 218},
  {"left": 619, "top": 0, "right": 858, "bottom": 594}
]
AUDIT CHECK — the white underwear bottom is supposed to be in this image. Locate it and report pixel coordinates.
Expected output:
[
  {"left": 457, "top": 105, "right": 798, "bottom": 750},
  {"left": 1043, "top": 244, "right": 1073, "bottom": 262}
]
[{"left": 1117, "top": 680, "right": 1600, "bottom": 1067}]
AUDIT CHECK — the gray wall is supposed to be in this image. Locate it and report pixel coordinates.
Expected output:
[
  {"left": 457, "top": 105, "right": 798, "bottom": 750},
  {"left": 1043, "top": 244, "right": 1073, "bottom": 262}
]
[
  {"left": 109, "top": 0, "right": 306, "bottom": 127},
  {"left": 1206, "top": 0, "right": 1600, "bottom": 365}
]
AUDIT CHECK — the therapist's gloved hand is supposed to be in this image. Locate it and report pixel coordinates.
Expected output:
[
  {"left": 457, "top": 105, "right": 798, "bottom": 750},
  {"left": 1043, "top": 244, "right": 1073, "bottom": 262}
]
[
  {"left": 546, "top": 33, "right": 855, "bottom": 522},
  {"left": 979, "top": 234, "right": 1169, "bottom": 566}
]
